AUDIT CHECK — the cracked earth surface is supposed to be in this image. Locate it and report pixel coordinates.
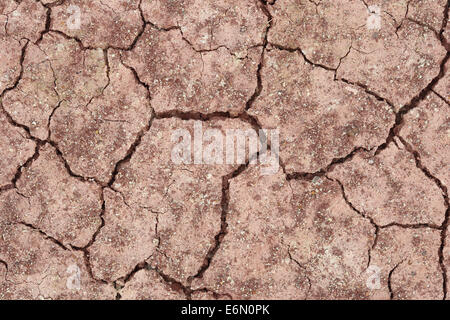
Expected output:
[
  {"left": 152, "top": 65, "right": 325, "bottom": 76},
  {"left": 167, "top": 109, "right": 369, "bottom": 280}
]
[{"left": 0, "top": 0, "right": 448, "bottom": 300}]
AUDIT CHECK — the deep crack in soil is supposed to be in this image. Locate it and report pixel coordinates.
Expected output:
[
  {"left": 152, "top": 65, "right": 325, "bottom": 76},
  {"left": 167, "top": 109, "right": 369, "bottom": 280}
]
[{"left": 0, "top": 0, "right": 448, "bottom": 300}]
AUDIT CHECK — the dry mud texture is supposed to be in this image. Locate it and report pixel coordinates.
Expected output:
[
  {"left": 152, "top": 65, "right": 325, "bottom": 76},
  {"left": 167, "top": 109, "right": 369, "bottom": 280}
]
[{"left": 0, "top": 0, "right": 449, "bottom": 300}]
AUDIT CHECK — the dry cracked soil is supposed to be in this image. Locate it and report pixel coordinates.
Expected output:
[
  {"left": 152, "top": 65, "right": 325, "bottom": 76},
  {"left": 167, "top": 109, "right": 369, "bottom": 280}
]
[{"left": 0, "top": 0, "right": 449, "bottom": 300}]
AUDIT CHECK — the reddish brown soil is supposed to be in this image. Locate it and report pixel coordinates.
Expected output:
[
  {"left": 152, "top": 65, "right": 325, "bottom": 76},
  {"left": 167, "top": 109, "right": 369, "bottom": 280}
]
[{"left": 0, "top": 0, "right": 448, "bottom": 300}]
